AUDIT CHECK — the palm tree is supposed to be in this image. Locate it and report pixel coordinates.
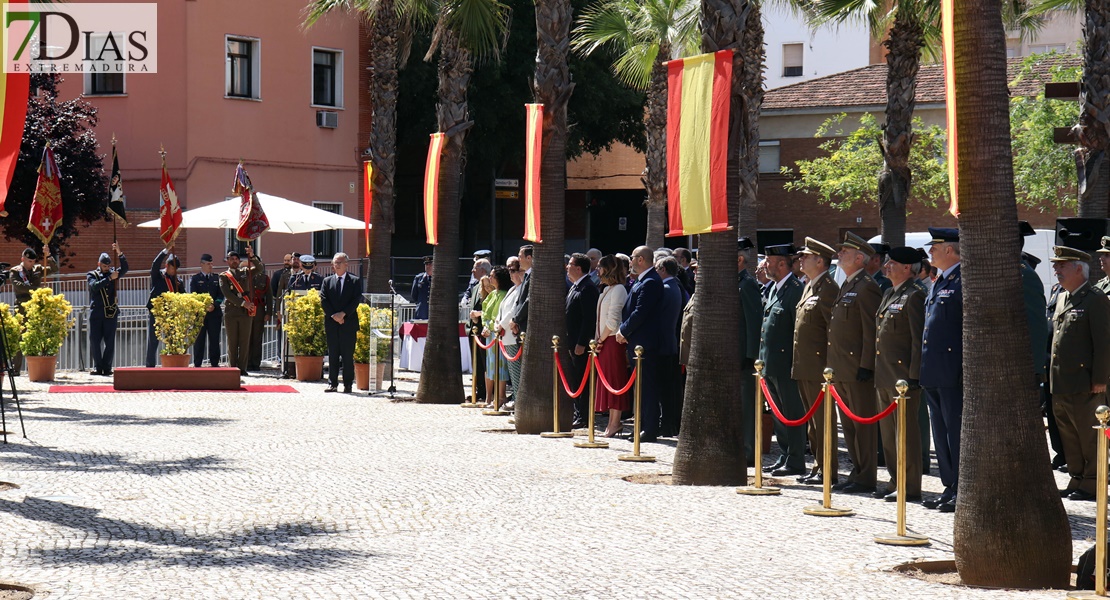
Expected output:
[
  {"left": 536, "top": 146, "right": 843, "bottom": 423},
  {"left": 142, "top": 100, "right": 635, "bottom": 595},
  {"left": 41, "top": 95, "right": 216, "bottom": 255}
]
[
  {"left": 670, "top": 0, "right": 752, "bottom": 486},
  {"left": 512, "top": 0, "right": 577, "bottom": 433},
  {"left": 950, "top": 0, "right": 1072, "bottom": 587},
  {"left": 571, "top": 0, "right": 700, "bottom": 248}
]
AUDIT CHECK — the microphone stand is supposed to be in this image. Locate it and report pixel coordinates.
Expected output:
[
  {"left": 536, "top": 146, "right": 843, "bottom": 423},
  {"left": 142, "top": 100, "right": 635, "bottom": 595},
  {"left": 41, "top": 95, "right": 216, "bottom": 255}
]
[{"left": 371, "top": 278, "right": 412, "bottom": 399}]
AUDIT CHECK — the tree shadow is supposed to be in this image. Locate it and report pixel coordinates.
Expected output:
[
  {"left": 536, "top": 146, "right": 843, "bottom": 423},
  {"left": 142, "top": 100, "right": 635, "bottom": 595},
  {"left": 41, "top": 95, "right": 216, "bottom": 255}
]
[
  {"left": 0, "top": 444, "right": 232, "bottom": 476},
  {"left": 18, "top": 405, "right": 234, "bottom": 428},
  {"left": 0, "top": 496, "right": 372, "bottom": 569},
  {"left": 1069, "top": 513, "right": 1096, "bottom": 541}
]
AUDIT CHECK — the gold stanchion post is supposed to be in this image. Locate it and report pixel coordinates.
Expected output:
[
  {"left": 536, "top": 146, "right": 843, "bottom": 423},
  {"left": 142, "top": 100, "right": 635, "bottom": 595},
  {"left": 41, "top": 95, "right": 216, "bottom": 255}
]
[
  {"left": 483, "top": 329, "right": 510, "bottom": 416},
  {"left": 804, "top": 368, "right": 854, "bottom": 517},
  {"left": 1068, "top": 405, "right": 1110, "bottom": 599},
  {"left": 875, "top": 380, "right": 929, "bottom": 546},
  {"left": 619, "top": 346, "right": 655, "bottom": 462},
  {"left": 738, "top": 360, "right": 780, "bottom": 495},
  {"left": 541, "top": 336, "right": 573, "bottom": 438},
  {"left": 461, "top": 326, "right": 482, "bottom": 408},
  {"left": 574, "top": 340, "right": 608, "bottom": 448}
]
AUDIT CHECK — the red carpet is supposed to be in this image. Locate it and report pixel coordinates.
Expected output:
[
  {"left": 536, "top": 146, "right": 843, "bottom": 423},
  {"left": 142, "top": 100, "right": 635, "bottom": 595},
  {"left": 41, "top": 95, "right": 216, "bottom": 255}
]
[{"left": 48, "top": 385, "right": 300, "bottom": 394}]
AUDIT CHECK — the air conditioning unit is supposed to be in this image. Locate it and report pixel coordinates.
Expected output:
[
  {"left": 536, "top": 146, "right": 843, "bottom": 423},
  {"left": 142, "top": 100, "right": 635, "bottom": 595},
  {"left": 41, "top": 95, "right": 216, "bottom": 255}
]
[{"left": 316, "top": 110, "right": 338, "bottom": 129}]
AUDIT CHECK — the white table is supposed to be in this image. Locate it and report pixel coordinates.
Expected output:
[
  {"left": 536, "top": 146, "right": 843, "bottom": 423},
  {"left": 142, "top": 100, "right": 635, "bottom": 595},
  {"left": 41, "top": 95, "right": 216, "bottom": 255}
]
[{"left": 398, "top": 322, "right": 471, "bottom": 373}]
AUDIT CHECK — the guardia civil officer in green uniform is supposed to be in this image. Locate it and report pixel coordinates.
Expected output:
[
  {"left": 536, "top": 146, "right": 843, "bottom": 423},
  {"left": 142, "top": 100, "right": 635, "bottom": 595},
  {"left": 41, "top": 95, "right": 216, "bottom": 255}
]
[
  {"left": 758, "top": 244, "right": 806, "bottom": 475},
  {"left": 1050, "top": 246, "right": 1110, "bottom": 501},
  {"left": 1097, "top": 236, "right": 1110, "bottom": 296},
  {"left": 9, "top": 245, "right": 57, "bottom": 375},
  {"left": 737, "top": 237, "right": 763, "bottom": 464},
  {"left": 220, "top": 247, "right": 262, "bottom": 376}
]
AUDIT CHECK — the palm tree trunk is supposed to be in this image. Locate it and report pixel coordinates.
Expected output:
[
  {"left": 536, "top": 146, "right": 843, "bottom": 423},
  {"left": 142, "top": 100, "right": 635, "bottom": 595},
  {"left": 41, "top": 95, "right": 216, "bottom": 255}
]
[
  {"left": 415, "top": 30, "right": 470, "bottom": 405},
  {"left": 1077, "top": 0, "right": 1110, "bottom": 218},
  {"left": 365, "top": 0, "right": 400, "bottom": 293},
  {"left": 736, "top": 1, "right": 762, "bottom": 254},
  {"left": 643, "top": 48, "right": 669, "bottom": 249},
  {"left": 672, "top": 0, "right": 749, "bottom": 485},
  {"left": 515, "top": 0, "right": 575, "bottom": 434},
  {"left": 951, "top": 0, "right": 1072, "bottom": 586},
  {"left": 878, "top": 7, "right": 923, "bottom": 247}
]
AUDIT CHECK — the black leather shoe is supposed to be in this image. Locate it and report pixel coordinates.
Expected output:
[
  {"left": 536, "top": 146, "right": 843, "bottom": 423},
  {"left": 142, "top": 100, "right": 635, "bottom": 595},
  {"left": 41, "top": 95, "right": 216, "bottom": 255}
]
[
  {"left": 922, "top": 492, "right": 953, "bottom": 509},
  {"left": 797, "top": 470, "right": 819, "bottom": 484},
  {"left": 839, "top": 482, "right": 875, "bottom": 495},
  {"left": 1057, "top": 464, "right": 1070, "bottom": 473},
  {"left": 937, "top": 498, "right": 957, "bottom": 513},
  {"left": 772, "top": 466, "right": 806, "bottom": 477},
  {"left": 1069, "top": 490, "right": 1096, "bottom": 502},
  {"left": 832, "top": 479, "right": 851, "bottom": 491},
  {"left": 571, "top": 421, "right": 587, "bottom": 429},
  {"left": 639, "top": 432, "right": 658, "bottom": 443},
  {"left": 872, "top": 489, "right": 893, "bottom": 499},
  {"left": 324, "top": 385, "right": 338, "bottom": 393},
  {"left": 343, "top": 387, "right": 353, "bottom": 394},
  {"left": 90, "top": 368, "right": 102, "bottom": 375},
  {"left": 1051, "top": 454, "right": 1066, "bottom": 469},
  {"left": 762, "top": 458, "right": 788, "bottom": 474},
  {"left": 1060, "top": 488, "right": 1074, "bottom": 498}
]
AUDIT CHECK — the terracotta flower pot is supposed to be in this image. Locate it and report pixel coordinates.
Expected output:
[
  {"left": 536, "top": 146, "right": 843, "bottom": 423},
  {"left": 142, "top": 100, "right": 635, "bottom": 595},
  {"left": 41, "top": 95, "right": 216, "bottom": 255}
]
[
  {"left": 161, "top": 354, "right": 190, "bottom": 368},
  {"left": 295, "top": 356, "right": 324, "bottom": 382},
  {"left": 354, "top": 362, "right": 370, "bottom": 391},
  {"left": 25, "top": 355, "right": 57, "bottom": 382}
]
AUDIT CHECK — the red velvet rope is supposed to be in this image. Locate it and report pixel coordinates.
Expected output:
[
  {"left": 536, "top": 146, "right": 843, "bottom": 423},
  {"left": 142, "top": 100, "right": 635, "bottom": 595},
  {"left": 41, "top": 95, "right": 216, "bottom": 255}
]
[
  {"left": 760, "top": 378, "right": 823, "bottom": 426},
  {"left": 553, "top": 351, "right": 591, "bottom": 398},
  {"left": 474, "top": 331, "right": 498, "bottom": 350},
  {"left": 595, "top": 359, "right": 637, "bottom": 395},
  {"left": 829, "top": 384, "right": 897, "bottom": 424},
  {"left": 497, "top": 339, "right": 524, "bottom": 362}
]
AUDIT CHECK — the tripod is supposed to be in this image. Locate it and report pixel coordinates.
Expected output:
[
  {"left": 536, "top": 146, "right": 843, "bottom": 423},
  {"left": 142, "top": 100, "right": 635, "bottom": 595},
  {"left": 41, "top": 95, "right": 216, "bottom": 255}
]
[
  {"left": 369, "top": 279, "right": 412, "bottom": 399},
  {"left": 0, "top": 309, "right": 26, "bottom": 444}
]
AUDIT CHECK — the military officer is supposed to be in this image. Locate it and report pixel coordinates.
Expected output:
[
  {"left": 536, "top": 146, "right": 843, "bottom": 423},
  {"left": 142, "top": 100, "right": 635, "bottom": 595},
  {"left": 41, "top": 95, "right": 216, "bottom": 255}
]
[
  {"left": 9, "top": 246, "right": 57, "bottom": 374},
  {"left": 1049, "top": 246, "right": 1110, "bottom": 500},
  {"left": 758, "top": 244, "right": 806, "bottom": 476},
  {"left": 191, "top": 253, "right": 224, "bottom": 367},
  {"left": 410, "top": 256, "right": 432, "bottom": 320},
  {"left": 220, "top": 247, "right": 262, "bottom": 376},
  {"left": 871, "top": 246, "right": 926, "bottom": 502},
  {"left": 246, "top": 254, "right": 275, "bottom": 372},
  {"left": 288, "top": 254, "right": 324, "bottom": 291},
  {"left": 921, "top": 227, "right": 963, "bottom": 513},
  {"left": 1096, "top": 236, "right": 1110, "bottom": 296},
  {"left": 145, "top": 247, "right": 184, "bottom": 367},
  {"left": 87, "top": 243, "right": 128, "bottom": 376},
  {"left": 828, "top": 232, "right": 882, "bottom": 494},
  {"left": 271, "top": 254, "right": 295, "bottom": 298},
  {"left": 867, "top": 242, "right": 893, "bottom": 292},
  {"left": 792, "top": 237, "right": 840, "bottom": 484},
  {"left": 737, "top": 238, "right": 763, "bottom": 464}
]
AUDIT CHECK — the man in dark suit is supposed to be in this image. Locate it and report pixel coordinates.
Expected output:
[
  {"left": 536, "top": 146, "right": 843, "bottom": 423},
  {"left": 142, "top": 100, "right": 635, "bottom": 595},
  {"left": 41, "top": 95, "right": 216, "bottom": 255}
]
[
  {"left": 145, "top": 247, "right": 184, "bottom": 367},
  {"left": 191, "top": 253, "right": 224, "bottom": 367},
  {"left": 655, "top": 256, "right": 686, "bottom": 436},
  {"left": 758, "top": 244, "right": 806, "bottom": 476},
  {"left": 737, "top": 238, "right": 763, "bottom": 462},
  {"left": 321, "top": 252, "right": 363, "bottom": 393},
  {"left": 565, "top": 253, "right": 599, "bottom": 428},
  {"left": 673, "top": 247, "right": 696, "bottom": 296},
  {"left": 617, "top": 245, "right": 664, "bottom": 441},
  {"left": 410, "top": 256, "right": 432, "bottom": 320},
  {"left": 921, "top": 227, "right": 963, "bottom": 513},
  {"left": 511, "top": 245, "right": 534, "bottom": 335}
]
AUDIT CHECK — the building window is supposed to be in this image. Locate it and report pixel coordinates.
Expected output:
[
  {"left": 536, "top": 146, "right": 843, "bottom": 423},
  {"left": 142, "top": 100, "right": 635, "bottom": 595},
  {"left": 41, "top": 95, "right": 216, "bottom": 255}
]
[
  {"left": 312, "top": 202, "right": 343, "bottom": 258},
  {"left": 1029, "top": 44, "right": 1067, "bottom": 55},
  {"left": 225, "top": 227, "right": 260, "bottom": 258},
  {"left": 312, "top": 49, "right": 343, "bottom": 107},
  {"left": 226, "top": 36, "right": 260, "bottom": 99},
  {"left": 84, "top": 34, "right": 125, "bottom": 95},
  {"left": 759, "top": 141, "right": 780, "bottom": 173},
  {"left": 783, "top": 43, "right": 803, "bottom": 78}
]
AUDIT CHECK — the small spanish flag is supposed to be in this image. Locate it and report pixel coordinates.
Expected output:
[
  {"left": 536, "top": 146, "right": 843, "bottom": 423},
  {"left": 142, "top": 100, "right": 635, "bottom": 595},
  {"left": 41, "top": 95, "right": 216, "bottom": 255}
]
[
  {"left": 666, "top": 50, "right": 733, "bottom": 237},
  {"left": 524, "top": 104, "right": 543, "bottom": 243},
  {"left": 423, "top": 133, "right": 446, "bottom": 245},
  {"left": 0, "top": 72, "right": 29, "bottom": 217},
  {"left": 941, "top": 0, "right": 958, "bottom": 217},
  {"left": 363, "top": 160, "right": 373, "bottom": 255}
]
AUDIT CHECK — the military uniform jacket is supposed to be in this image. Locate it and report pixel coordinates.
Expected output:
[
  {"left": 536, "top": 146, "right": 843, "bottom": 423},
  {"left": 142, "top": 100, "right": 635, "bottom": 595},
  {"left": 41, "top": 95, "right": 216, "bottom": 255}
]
[
  {"left": 1050, "top": 282, "right": 1110, "bottom": 395},
  {"left": 871, "top": 270, "right": 893, "bottom": 292},
  {"left": 920, "top": 264, "right": 963, "bottom": 388},
  {"left": 411, "top": 272, "right": 431, "bottom": 320},
  {"left": 251, "top": 266, "right": 274, "bottom": 317},
  {"left": 1096, "top": 276, "right": 1110, "bottom": 297},
  {"left": 759, "top": 274, "right": 803, "bottom": 379},
  {"left": 190, "top": 271, "right": 224, "bottom": 311},
  {"left": 147, "top": 250, "right": 183, "bottom": 310},
  {"left": 220, "top": 257, "right": 263, "bottom": 317},
  {"left": 738, "top": 270, "right": 762, "bottom": 362},
  {"left": 287, "top": 271, "right": 324, "bottom": 292},
  {"left": 826, "top": 270, "right": 882, "bottom": 377},
  {"left": 792, "top": 271, "right": 839, "bottom": 381},
  {"left": 87, "top": 255, "right": 129, "bottom": 318},
  {"left": 10, "top": 256, "right": 58, "bottom": 307},
  {"left": 1022, "top": 264, "right": 1049, "bottom": 376},
  {"left": 874, "top": 279, "right": 925, "bottom": 389}
]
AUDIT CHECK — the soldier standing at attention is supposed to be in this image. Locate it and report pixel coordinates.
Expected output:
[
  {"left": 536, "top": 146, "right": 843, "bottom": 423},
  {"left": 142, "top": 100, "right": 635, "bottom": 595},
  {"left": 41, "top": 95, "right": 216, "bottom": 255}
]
[
  {"left": 247, "top": 254, "right": 274, "bottom": 372},
  {"left": 145, "top": 247, "right": 184, "bottom": 367},
  {"left": 288, "top": 254, "right": 323, "bottom": 291},
  {"left": 1049, "top": 246, "right": 1110, "bottom": 501},
  {"left": 9, "top": 246, "right": 57, "bottom": 375},
  {"left": 758, "top": 244, "right": 805, "bottom": 476},
  {"left": 88, "top": 243, "right": 128, "bottom": 376},
  {"left": 411, "top": 256, "right": 432, "bottom": 320},
  {"left": 220, "top": 247, "right": 261, "bottom": 376},
  {"left": 191, "top": 253, "right": 224, "bottom": 367}
]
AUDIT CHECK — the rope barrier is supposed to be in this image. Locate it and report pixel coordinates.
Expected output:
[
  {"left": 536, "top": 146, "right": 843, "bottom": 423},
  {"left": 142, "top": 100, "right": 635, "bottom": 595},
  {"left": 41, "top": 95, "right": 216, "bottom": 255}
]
[
  {"left": 595, "top": 360, "right": 637, "bottom": 395},
  {"left": 828, "top": 384, "right": 897, "bottom": 425},
  {"left": 553, "top": 351, "right": 591, "bottom": 398},
  {"left": 760, "top": 378, "right": 823, "bottom": 427},
  {"left": 497, "top": 339, "right": 524, "bottom": 362},
  {"left": 474, "top": 331, "right": 498, "bottom": 351}
]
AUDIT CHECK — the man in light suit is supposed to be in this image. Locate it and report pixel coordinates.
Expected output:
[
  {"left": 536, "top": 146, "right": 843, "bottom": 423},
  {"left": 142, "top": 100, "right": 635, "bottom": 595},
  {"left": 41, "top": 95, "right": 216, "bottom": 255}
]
[
  {"left": 617, "top": 246, "right": 664, "bottom": 441},
  {"left": 321, "top": 252, "right": 363, "bottom": 393},
  {"left": 565, "top": 253, "right": 599, "bottom": 428}
]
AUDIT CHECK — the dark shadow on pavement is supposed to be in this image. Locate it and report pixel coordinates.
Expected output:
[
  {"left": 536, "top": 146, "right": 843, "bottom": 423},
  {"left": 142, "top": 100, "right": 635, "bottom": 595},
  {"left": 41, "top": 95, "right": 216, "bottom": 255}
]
[
  {"left": 0, "top": 444, "right": 232, "bottom": 476},
  {"left": 21, "top": 405, "right": 234, "bottom": 428}
]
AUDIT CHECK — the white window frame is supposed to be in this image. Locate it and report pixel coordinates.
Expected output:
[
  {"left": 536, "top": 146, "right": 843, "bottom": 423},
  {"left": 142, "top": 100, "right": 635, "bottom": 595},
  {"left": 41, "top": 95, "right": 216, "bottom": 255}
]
[
  {"left": 310, "top": 46, "right": 344, "bottom": 109},
  {"left": 225, "top": 35, "right": 262, "bottom": 100},
  {"left": 758, "top": 140, "right": 781, "bottom": 174},
  {"left": 83, "top": 32, "right": 127, "bottom": 96},
  {"left": 312, "top": 202, "right": 344, "bottom": 258}
]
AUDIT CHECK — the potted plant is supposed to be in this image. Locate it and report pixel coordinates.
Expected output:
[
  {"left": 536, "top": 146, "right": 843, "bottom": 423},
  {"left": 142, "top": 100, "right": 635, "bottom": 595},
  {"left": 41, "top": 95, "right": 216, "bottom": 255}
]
[
  {"left": 371, "top": 307, "right": 395, "bottom": 389},
  {"left": 151, "top": 292, "right": 210, "bottom": 367},
  {"left": 0, "top": 304, "right": 22, "bottom": 376},
  {"left": 353, "top": 303, "right": 373, "bottom": 391},
  {"left": 19, "top": 288, "right": 71, "bottom": 381},
  {"left": 283, "top": 289, "right": 326, "bottom": 381}
]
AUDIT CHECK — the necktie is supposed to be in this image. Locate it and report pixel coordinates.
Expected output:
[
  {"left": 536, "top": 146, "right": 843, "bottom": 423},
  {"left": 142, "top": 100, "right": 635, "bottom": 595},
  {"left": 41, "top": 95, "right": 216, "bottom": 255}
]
[{"left": 338, "top": 274, "right": 344, "bottom": 295}]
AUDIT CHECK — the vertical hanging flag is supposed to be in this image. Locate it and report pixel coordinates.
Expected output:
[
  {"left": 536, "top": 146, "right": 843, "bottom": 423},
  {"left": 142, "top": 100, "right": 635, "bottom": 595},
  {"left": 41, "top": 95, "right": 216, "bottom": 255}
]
[
  {"left": 159, "top": 149, "right": 183, "bottom": 248},
  {"left": 363, "top": 160, "right": 373, "bottom": 255},
  {"left": 665, "top": 50, "right": 733, "bottom": 237},
  {"left": 423, "top": 133, "right": 446, "bottom": 245},
  {"left": 107, "top": 138, "right": 128, "bottom": 225},
  {"left": 27, "top": 143, "right": 62, "bottom": 244},
  {"left": 233, "top": 161, "right": 269, "bottom": 241},
  {"left": 524, "top": 104, "right": 543, "bottom": 243},
  {"left": 941, "top": 0, "right": 958, "bottom": 217},
  {"left": 0, "top": 72, "right": 30, "bottom": 217}
]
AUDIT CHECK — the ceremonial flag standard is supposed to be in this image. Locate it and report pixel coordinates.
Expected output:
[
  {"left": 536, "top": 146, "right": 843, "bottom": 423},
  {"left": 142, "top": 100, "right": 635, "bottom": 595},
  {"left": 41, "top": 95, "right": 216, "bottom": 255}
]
[
  {"left": 27, "top": 144, "right": 61, "bottom": 244},
  {"left": 423, "top": 133, "right": 445, "bottom": 245},
  {"left": 363, "top": 160, "right": 373, "bottom": 255},
  {"left": 233, "top": 161, "right": 269, "bottom": 241},
  {"left": 159, "top": 153, "right": 182, "bottom": 247},
  {"left": 665, "top": 50, "right": 732, "bottom": 237},
  {"left": 941, "top": 0, "right": 958, "bottom": 216},
  {"left": 524, "top": 103, "right": 543, "bottom": 243},
  {"left": 0, "top": 72, "right": 30, "bottom": 217},
  {"left": 107, "top": 141, "right": 128, "bottom": 225}
]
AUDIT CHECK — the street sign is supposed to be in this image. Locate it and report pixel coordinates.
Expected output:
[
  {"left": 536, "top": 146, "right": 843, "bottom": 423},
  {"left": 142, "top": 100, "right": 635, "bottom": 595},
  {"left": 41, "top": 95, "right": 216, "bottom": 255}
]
[
  {"left": 495, "top": 190, "right": 519, "bottom": 199},
  {"left": 495, "top": 178, "right": 519, "bottom": 188}
]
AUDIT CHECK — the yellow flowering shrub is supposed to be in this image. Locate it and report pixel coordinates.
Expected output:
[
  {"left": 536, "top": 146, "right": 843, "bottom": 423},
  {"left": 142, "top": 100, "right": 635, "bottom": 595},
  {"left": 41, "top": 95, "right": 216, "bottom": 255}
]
[
  {"left": 0, "top": 304, "right": 23, "bottom": 359},
  {"left": 354, "top": 304, "right": 373, "bottom": 363},
  {"left": 283, "top": 289, "right": 326, "bottom": 356},
  {"left": 353, "top": 306, "right": 393, "bottom": 363},
  {"left": 19, "top": 288, "right": 72, "bottom": 356},
  {"left": 151, "top": 292, "right": 209, "bottom": 355}
]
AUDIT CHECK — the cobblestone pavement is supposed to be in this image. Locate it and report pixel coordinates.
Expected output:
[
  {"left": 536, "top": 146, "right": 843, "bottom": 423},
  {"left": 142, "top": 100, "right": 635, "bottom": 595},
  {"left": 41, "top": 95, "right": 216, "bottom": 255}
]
[{"left": 0, "top": 368, "right": 1095, "bottom": 598}]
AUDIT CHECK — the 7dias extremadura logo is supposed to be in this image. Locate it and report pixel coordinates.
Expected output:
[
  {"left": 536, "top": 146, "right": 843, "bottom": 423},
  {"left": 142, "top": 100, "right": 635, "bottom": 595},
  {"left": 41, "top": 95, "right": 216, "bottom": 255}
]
[{"left": 2, "top": 3, "right": 157, "bottom": 74}]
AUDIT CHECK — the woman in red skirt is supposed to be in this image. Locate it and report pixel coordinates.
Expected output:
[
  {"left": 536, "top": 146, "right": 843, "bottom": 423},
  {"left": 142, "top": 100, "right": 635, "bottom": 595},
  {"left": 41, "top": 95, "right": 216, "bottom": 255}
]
[{"left": 594, "top": 255, "right": 631, "bottom": 437}]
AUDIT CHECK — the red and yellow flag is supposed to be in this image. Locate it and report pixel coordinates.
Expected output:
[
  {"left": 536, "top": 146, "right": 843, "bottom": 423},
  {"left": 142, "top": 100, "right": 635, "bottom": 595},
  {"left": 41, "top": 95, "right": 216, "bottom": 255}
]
[
  {"left": 524, "top": 103, "right": 543, "bottom": 243},
  {"left": 0, "top": 72, "right": 29, "bottom": 217},
  {"left": 665, "top": 50, "right": 732, "bottom": 237},
  {"left": 941, "top": 0, "right": 958, "bottom": 217},
  {"left": 423, "top": 133, "right": 445, "bottom": 245},
  {"left": 159, "top": 153, "right": 183, "bottom": 248},
  {"left": 27, "top": 144, "right": 61, "bottom": 244},
  {"left": 363, "top": 160, "right": 373, "bottom": 255}
]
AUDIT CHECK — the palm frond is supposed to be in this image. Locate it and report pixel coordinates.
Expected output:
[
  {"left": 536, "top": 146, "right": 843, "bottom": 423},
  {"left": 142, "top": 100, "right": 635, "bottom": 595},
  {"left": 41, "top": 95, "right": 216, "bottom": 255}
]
[
  {"left": 572, "top": 2, "right": 640, "bottom": 58},
  {"left": 440, "top": 0, "right": 512, "bottom": 62},
  {"left": 1024, "top": 0, "right": 1081, "bottom": 16},
  {"left": 610, "top": 43, "right": 658, "bottom": 90},
  {"left": 302, "top": 0, "right": 377, "bottom": 28}
]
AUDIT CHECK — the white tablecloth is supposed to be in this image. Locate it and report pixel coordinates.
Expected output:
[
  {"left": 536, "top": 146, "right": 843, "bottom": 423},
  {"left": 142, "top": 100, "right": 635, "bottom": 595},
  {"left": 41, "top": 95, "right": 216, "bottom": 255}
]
[{"left": 399, "top": 335, "right": 471, "bottom": 373}]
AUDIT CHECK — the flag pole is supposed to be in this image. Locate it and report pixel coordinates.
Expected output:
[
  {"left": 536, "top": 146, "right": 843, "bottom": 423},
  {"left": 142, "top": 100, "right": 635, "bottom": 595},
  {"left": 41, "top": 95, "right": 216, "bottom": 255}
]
[{"left": 111, "top": 135, "right": 119, "bottom": 268}]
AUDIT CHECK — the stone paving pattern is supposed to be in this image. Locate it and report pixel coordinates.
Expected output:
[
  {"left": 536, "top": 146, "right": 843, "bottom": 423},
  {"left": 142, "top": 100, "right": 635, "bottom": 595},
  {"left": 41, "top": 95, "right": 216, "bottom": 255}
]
[{"left": 0, "top": 368, "right": 1097, "bottom": 598}]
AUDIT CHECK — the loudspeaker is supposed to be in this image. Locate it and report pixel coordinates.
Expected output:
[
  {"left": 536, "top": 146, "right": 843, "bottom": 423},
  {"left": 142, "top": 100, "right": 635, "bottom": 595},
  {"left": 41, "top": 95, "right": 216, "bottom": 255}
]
[{"left": 1055, "top": 218, "right": 1110, "bottom": 251}]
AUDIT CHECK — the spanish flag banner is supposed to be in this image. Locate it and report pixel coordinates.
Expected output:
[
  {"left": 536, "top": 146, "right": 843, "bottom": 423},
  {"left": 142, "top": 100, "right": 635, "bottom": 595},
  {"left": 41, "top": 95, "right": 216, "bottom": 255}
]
[
  {"left": 423, "top": 133, "right": 446, "bottom": 245},
  {"left": 363, "top": 160, "right": 373, "bottom": 255},
  {"left": 666, "top": 50, "right": 733, "bottom": 237},
  {"left": 941, "top": 0, "right": 958, "bottom": 217},
  {"left": 0, "top": 72, "right": 29, "bottom": 217},
  {"left": 524, "top": 103, "right": 543, "bottom": 243}
]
